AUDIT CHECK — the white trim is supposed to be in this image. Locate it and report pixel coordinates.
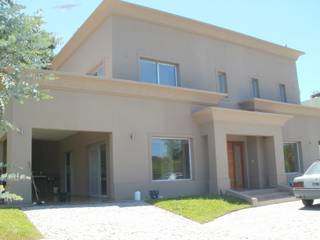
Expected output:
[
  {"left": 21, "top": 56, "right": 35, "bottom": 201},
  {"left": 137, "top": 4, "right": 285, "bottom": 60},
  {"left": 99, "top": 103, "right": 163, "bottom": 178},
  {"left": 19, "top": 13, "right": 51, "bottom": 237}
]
[{"left": 150, "top": 137, "right": 193, "bottom": 182}]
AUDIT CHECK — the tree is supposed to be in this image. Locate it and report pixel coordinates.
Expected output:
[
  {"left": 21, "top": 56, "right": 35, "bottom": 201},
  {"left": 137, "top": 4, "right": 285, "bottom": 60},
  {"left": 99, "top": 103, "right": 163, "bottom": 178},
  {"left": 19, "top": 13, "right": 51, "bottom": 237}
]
[
  {"left": 0, "top": 0, "right": 58, "bottom": 132},
  {"left": 0, "top": 0, "right": 59, "bottom": 202}
]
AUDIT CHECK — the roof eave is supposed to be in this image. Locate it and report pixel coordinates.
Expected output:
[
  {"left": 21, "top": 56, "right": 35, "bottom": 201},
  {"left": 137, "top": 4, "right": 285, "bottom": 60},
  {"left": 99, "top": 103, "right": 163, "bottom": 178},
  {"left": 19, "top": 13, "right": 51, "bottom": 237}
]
[{"left": 51, "top": 0, "right": 305, "bottom": 70}]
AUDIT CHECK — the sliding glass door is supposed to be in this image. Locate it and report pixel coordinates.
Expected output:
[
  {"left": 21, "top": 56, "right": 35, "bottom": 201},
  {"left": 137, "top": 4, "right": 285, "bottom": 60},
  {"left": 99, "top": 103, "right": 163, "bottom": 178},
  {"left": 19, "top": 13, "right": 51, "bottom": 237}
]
[{"left": 88, "top": 143, "right": 107, "bottom": 197}]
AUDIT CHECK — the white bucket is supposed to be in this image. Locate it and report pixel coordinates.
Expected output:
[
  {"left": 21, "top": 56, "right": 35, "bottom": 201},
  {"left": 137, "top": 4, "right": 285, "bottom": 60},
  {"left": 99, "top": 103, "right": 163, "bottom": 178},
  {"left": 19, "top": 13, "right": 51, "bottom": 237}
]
[{"left": 134, "top": 191, "right": 141, "bottom": 201}]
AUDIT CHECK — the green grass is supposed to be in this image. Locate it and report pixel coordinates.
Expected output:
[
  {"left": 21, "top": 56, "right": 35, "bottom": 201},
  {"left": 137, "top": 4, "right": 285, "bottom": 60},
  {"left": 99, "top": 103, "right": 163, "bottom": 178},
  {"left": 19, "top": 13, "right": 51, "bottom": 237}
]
[
  {"left": 151, "top": 195, "right": 250, "bottom": 223},
  {"left": 0, "top": 208, "right": 43, "bottom": 240}
]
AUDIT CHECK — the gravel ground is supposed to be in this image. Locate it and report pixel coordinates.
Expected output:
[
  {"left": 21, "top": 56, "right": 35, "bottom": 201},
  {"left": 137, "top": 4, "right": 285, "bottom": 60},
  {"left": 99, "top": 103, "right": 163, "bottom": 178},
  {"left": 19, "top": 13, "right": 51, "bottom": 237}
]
[{"left": 24, "top": 200, "right": 320, "bottom": 240}]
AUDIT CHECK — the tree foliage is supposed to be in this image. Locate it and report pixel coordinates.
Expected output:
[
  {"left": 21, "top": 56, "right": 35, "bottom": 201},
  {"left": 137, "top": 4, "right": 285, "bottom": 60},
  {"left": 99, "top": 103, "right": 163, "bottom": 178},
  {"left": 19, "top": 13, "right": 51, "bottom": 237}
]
[
  {"left": 0, "top": 0, "right": 58, "bottom": 133},
  {"left": 0, "top": 0, "right": 59, "bottom": 202}
]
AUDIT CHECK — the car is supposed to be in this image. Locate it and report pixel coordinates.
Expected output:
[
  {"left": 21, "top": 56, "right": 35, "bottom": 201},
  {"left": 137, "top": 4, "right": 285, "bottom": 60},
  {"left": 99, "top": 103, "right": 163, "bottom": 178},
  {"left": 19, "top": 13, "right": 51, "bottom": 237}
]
[{"left": 293, "top": 160, "right": 320, "bottom": 207}]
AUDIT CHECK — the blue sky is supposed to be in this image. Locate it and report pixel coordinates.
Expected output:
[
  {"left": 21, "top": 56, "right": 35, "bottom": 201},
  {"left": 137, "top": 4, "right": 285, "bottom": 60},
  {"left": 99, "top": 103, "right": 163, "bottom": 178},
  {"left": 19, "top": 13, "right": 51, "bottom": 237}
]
[{"left": 20, "top": 0, "right": 320, "bottom": 101}]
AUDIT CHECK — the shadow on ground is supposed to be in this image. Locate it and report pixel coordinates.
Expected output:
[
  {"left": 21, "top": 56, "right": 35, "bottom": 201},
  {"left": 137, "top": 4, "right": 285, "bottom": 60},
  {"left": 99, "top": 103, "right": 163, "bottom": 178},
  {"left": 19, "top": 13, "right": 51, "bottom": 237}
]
[
  {"left": 22, "top": 201, "right": 149, "bottom": 211},
  {"left": 299, "top": 202, "right": 320, "bottom": 211}
]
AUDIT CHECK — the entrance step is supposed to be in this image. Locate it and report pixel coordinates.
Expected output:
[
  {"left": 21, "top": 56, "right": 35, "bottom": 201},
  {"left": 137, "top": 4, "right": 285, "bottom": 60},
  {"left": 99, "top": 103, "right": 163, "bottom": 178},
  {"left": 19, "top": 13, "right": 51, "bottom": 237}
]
[{"left": 226, "top": 187, "right": 296, "bottom": 206}]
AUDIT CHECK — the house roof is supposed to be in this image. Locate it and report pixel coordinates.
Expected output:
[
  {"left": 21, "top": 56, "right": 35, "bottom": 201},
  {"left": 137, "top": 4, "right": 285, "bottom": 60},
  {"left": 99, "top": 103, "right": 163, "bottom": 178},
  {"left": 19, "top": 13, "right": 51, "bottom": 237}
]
[{"left": 51, "top": 0, "right": 304, "bottom": 70}]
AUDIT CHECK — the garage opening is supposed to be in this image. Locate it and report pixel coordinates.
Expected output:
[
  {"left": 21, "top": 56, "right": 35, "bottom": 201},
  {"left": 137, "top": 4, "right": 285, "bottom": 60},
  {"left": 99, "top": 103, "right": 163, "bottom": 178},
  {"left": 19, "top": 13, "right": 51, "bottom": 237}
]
[{"left": 32, "top": 129, "right": 112, "bottom": 203}]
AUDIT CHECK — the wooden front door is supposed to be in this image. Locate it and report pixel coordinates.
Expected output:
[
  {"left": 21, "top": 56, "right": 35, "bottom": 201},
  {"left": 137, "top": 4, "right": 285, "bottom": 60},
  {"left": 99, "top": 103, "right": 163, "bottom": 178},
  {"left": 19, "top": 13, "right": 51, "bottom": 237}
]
[{"left": 227, "top": 142, "right": 245, "bottom": 189}]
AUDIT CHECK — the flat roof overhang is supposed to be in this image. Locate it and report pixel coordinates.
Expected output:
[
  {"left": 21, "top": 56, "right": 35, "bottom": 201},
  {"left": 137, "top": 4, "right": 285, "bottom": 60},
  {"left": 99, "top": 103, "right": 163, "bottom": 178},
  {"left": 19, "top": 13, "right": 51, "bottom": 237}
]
[
  {"left": 35, "top": 70, "right": 226, "bottom": 106},
  {"left": 239, "top": 98, "right": 320, "bottom": 118},
  {"left": 192, "top": 106, "right": 293, "bottom": 126}
]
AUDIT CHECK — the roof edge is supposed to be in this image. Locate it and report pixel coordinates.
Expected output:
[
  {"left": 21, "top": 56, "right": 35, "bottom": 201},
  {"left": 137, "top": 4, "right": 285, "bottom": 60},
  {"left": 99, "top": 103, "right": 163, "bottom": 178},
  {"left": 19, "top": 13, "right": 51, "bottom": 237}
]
[
  {"left": 239, "top": 98, "right": 320, "bottom": 117},
  {"left": 51, "top": 0, "right": 305, "bottom": 70}
]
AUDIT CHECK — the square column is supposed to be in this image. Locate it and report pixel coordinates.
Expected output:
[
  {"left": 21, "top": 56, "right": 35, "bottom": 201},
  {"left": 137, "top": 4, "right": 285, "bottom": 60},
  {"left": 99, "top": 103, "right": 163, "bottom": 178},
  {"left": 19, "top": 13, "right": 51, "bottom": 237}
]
[
  {"left": 6, "top": 128, "right": 32, "bottom": 203},
  {"left": 273, "top": 133, "right": 287, "bottom": 186},
  {"left": 213, "top": 127, "right": 230, "bottom": 193}
]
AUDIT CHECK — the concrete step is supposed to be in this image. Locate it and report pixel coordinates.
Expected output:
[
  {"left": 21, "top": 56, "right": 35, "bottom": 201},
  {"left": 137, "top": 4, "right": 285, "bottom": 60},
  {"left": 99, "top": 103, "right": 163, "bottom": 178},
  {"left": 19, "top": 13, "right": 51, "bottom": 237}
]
[
  {"left": 256, "top": 191, "right": 293, "bottom": 201},
  {"left": 226, "top": 187, "right": 296, "bottom": 206},
  {"left": 241, "top": 188, "right": 282, "bottom": 196},
  {"left": 255, "top": 196, "right": 297, "bottom": 206}
]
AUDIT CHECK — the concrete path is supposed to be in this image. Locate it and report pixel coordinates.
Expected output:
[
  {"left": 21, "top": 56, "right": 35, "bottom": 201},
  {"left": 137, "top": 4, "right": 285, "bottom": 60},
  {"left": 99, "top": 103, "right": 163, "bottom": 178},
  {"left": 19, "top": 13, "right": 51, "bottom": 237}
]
[{"left": 24, "top": 200, "right": 320, "bottom": 240}]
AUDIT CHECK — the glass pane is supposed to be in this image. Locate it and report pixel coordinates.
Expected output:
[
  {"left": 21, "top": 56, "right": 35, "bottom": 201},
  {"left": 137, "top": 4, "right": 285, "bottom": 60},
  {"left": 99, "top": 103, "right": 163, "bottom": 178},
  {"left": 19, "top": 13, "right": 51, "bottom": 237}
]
[
  {"left": 284, "top": 143, "right": 299, "bottom": 173},
  {"left": 95, "top": 66, "right": 105, "bottom": 77},
  {"left": 159, "top": 63, "right": 177, "bottom": 86},
  {"left": 280, "top": 84, "right": 287, "bottom": 102},
  {"left": 65, "top": 152, "right": 71, "bottom": 193},
  {"left": 100, "top": 144, "right": 107, "bottom": 195},
  {"left": 140, "top": 60, "right": 157, "bottom": 84},
  {"left": 305, "top": 162, "right": 320, "bottom": 175},
  {"left": 152, "top": 138, "right": 191, "bottom": 180},
  {"left": 218, "top": 72, "right": 227, "bottom": 93},
  {"left": 252, "top": 78, "right": 260, "bottom": 98}
]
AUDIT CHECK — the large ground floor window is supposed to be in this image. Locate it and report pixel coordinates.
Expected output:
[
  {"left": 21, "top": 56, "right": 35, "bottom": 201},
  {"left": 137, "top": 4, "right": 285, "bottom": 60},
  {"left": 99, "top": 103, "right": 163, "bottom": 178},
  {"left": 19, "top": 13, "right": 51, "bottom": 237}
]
[
  {"left": 284, "top": 142, "right": 302, "bottom": 173},
  {"left": 152, "top": 137, "right": 191, "bottom": 180}
]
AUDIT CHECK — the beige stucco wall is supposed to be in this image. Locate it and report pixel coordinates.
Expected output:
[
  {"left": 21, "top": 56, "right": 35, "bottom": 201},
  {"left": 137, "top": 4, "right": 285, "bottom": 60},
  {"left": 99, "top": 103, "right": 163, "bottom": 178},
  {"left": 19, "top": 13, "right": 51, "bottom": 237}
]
[
  {"left": 7, "top": 88, "right": 209, "bottom": 202},
  {"left": 57, "top": 15, "right": 300, "bottom": 107},
  {"left": 283, "top": 115, "right": 320, "bottom": 179},
  {"left": 200, "top": 119, "right": 286, "bottom": 194},
  {"left": 6, "top": 84, "right": 320, "bottom": 203},
  {"left": 59, "top": 18, "right": 113, "bottom": 79},
  {"left": 110, "top": 16, "right": 300, "bottom": 107}
]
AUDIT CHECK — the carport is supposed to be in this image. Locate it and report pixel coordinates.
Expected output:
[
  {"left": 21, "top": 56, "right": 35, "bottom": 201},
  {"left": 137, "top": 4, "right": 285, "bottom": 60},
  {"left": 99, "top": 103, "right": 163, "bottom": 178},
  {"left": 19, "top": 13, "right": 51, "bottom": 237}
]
[{"left": 31, "top": 129, "right": 113, "bottom": 203}]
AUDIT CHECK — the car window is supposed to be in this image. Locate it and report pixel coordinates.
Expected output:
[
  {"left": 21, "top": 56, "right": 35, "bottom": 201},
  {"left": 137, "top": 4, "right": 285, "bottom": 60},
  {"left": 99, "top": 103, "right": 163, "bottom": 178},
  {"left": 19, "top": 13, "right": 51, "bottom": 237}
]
[{"left": 305, "top": 162, "right": 320, "bottom": 175}]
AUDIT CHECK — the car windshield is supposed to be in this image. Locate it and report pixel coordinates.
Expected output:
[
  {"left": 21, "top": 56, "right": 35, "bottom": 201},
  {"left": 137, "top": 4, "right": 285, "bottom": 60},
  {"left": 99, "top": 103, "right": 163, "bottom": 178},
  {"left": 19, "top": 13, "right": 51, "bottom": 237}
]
[{"left": 305, "top": 162, "right": 320, "bottom": 175}]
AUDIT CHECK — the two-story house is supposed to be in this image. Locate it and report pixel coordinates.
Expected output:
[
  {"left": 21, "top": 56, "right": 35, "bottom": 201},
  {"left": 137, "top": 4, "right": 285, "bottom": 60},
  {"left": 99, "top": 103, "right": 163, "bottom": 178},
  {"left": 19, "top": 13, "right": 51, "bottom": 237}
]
[{"left": 2, "top": 0, "right": 320, "bottom": 203}]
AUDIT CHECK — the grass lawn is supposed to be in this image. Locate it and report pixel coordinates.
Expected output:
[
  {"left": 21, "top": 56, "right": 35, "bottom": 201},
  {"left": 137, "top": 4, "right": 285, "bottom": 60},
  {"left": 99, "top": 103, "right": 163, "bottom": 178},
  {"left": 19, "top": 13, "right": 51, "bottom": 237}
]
[
  {"left": 0, "top": 208, "right": 42, "bottom": 240},
  {"left": 151, "top": 195, "right": 250, "bottom": 223}
]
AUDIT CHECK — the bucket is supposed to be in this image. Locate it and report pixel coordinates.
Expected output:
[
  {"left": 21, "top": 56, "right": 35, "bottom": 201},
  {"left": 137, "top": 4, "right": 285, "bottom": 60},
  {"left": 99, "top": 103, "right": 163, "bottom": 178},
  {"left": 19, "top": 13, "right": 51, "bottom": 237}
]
[{"left": 134, "top": 191, "right": 141, "bottom": 201}]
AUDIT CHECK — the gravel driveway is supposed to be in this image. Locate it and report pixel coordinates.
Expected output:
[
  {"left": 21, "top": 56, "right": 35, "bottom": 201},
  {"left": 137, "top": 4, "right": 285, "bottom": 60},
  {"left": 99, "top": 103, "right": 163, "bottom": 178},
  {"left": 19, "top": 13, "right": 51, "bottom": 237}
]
[{"left": 24, "top": 200, "right": 320, "bottom": 240}]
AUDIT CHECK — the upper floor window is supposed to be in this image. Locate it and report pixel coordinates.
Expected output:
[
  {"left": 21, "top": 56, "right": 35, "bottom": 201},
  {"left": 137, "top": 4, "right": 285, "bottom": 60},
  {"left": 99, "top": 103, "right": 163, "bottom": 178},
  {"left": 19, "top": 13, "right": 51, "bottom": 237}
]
[
  {"left": 89, "top": 64, "right": 105, "bottom": 78},
  {"left": 140, "top": 59, "right": 178, "bottom": 87},
  {"left": 279, "top": 84, "right": 287, "bottom": 102},
  {"left": 218, "top": 72, "right": 228, "bottom": 93},
  {"left": 252, "top": 78, "right": 260, "bottom": 98}
]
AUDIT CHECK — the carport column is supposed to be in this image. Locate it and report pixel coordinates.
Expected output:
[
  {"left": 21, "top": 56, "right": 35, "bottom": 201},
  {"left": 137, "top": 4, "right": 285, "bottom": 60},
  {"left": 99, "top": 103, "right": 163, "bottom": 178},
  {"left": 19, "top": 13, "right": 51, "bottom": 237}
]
[
  {"left": 6, "top": 127, "right": 32, "bottom": 203},
  {"left": 273, "top": 132, "right": 287, "bottom": 186}
]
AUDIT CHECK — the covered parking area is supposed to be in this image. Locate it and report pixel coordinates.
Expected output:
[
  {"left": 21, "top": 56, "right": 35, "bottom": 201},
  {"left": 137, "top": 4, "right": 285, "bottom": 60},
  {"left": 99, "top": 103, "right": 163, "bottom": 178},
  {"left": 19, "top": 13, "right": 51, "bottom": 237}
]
[
  {"left": 31, "top": 129, "right": 113, "bottom": 203},
  {"left": 2, "top": 127, "right": 113, "bottom": 204}
]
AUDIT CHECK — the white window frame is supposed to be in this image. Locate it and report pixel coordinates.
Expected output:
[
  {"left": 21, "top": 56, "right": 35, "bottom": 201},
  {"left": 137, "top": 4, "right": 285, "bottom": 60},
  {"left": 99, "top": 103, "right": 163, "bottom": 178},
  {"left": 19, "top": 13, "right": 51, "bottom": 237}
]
[
  {"left": 283, "top": 142, "right": 302, "bottom": 174},
  {"left": 151, "top": 136, "right": 193, "bottom": 182},
  {"left": 140, "top": 59, "right": 179, "bottom": 87},
  {"left": 252, "top": 78, "right": 260, "bottom": 98}
]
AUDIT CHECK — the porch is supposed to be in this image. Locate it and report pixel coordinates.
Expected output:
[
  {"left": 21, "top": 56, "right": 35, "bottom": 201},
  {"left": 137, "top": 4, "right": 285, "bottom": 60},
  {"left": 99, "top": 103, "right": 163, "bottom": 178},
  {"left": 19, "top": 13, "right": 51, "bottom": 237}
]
[{"left": 193, "top": 107, "right": 293, "bottom": 194}]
